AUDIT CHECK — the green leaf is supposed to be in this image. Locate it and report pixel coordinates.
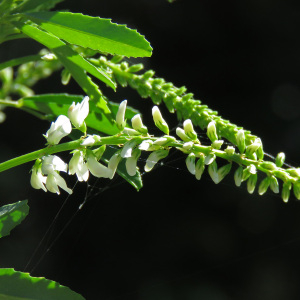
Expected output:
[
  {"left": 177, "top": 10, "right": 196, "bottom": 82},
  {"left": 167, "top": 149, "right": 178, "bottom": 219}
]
[
  {"left": 0, "top": 54, "right": 41, "bottom": 71},
  {"left": 14, "top": 21, "right": 115, "bottom": 114},
  {"left": 11, "top": 0, "right": 64, "bottom": 13},
  {"left": 0, "top": 200, "right": 29, "bottom": 238},
  {"left": 24, "top": 12, "right": 152, "bottom": 57},
  {"left": 0, "top": 268, "right": 85, "bottom": 300},
  {"left": 21, "top": 94, "right": 139, "bottom": 135}
]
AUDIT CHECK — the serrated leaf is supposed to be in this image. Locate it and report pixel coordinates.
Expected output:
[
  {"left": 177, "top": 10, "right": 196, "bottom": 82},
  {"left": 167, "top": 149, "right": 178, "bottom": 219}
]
[
  {"left": 0, "top": 200, "right": 29, "bottom": 238},
  {"left": 24, "top": 11, "right": 152, "bottom": 57},
  {"left": 11, "top": 0, "right": 64, "bottom": 13},
  {"left": 21, "top": 94, "right": 139, "bottom": 135},
  {"left": 14, "top": 21, "right": 115, "bottom": 114},
  {"left": 0, "top": 268, "right": 85, "bottom": 300}
]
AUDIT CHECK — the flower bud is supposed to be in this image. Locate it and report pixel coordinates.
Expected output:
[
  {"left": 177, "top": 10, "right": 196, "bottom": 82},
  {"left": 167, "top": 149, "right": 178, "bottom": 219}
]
[
  {"left": 61, "top": 68, "right": 71, "bottom": 85},
  {"left": 116, "top": 100, "right": 127, "bottom": 131},
  {"left": 44, "top": 115, "right": 72, "bottom": 145},
  {"left": 270, "top": 176, "right": 279, "bottom": 194},
  {"left": 125, "top": 148, "right": 141, "bottom": 176},
  {"left": 246, "top": 139, "right": 261, "bottom": 156},
  {"left": 236, "top": 129, "right": 245, "bottom": 154},
  {"left": 182, "top": 141, "right": 194, "bottom": 151},
  {"left": 46, "top": 172, "right": 72, "bottom": 195},
  {"left": 68, "top": 96, "right": 89, "bottom": 130},
  {"left": 152, "top": 106, "right": 169, "bottom": 135},
  {"left": 107, "top": 151, "right": 122, "bottom": 179},
  {"left": 131, "top": 114, "right": 148, "bottom": 134},
  {"left": 281, "top": 182, "right": 291, "bottom": 203},
  {"left": 208, "top": 161, "right": 231, "bottom": 184},
  {"left": 258, "top": 177, "right": 271, "bottom": 195},
  {"left": 123, "top": 128, "right": 140, "bottom": 136},
  {"left": 176, "top": 127, "right": 190, "bottom": 142},
  {"left": 260, "top": 161, "right": 277, "bottom": 171},
  {"left": 30, "top": 160, "right": 47, "bottom": 192},
  {"left": 195, "top": 154, "right": 205, "bottom": 180},
  {"left": 81, "top": 134, "right": 101, "bottom": 147},
  {"left": 139, "top": 140, "right": 153, "bottom": 151},
  {"left": 242, "top": 164, "right": 256, "bottom": 181},
  {"left": 186, "top": 153, "right": 196, "bottom": 175},
  {"left": 144, "top": 149, "right": 169, "bottom": 172},
  {"left": 247, "top": 173, "right": 257, "bottom": 194},
  {"left": 69, "top": 150, "right": 89, "bottom": 182},
  {"left": 207, "top": 121, "right": 218, "bottom": 142},
  {"left": 234, "top": 166, "right": 243, "bottom": 187},
  {"left": 183, "top": 119, "right": 197, "bottom": 141},
  {"left": 121, "top": 140, "right": 138, "bottom": 158},
  {"left": 225, "top": 146, "right": 235, "bottom": 156},
  {"left": 211, "top": 140, "right": 224, "bottom": 150},
  {"left": 275, "top": 152, "right": 285, "bottom": 168},
  {"left": 293, "top": 182, "right": 300, "bottom": 200},
  {"left": 256, "top": 138, "right": 264, "bottom": 160},
  {"left": 41, "top": 53, "right": 57, "bottom": 61},
  {"left": 204, "top": 153, "right": 216, "bottom": 165}
]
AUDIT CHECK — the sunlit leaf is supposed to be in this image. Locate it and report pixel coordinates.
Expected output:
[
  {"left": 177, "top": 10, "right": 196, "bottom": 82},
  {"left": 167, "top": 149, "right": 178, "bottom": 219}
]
[
  {"left": 14, "top": 21, "right": 115, "bottom": 114},
  {"left": 24, "top": 12, "right": 152, "bottom": 57},
  {"left": 0, "top": 200, "right": 29, "bottom": 238},
  {"left": 0, "top": 268, "right": 85, "bottom": 300}
]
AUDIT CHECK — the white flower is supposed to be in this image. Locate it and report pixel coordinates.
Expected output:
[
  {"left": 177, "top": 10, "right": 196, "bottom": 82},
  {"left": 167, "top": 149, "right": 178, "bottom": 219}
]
[
  {"left": 139, "top": 140, "right": 153, "bottom": 151},
  {"left": 186, "top": 153, "right": 196, "bottom": 175},
  {"left": 41, "top": 155, "right": 68, "bottom": 175},
  {"left": 183, "top": 119, "right": 197, "bottom": 141},
  {"left": 46, "top": 172, "right": 73, "bottom": 195},
  {"left": 152, "top": 106, "right": 169, "bottom": 135},
  {"left": 81, "top": 134, "right": 101, "bottom": 147},
  {"left": 116, "top": 100, "right": 127, "bottom": 131},
  {"left": 69, "top": 150, "right": 89, "bottom": 182},
  {"left": 125, "top": 148, "right": 141, "bottom": 176},
  {"left": 44, "top": 115, "right": 72, "bottom": 145},
  {"left": 30, "top": 163, "right": 47, "bottom": 192},
  {"left": 144, "top": 149, "right": 169, "bottom": 172},
  {"left": 107, "top": 152, "right": 122, "bottom": 179},
  {"left": 68, "top": 96, "right": 89, "bottom": 129},
  {"left": 86, "top": 151, "right": 111, "bottom": 178},
  {"left": 131, "top": 114, "right": 148, "bottom": 134},
  {"left": 121, "top": 140, "right": 138, "bottom": 158},
  {"left": 207, "top": 121, "right": 218, "bottom": 142}
]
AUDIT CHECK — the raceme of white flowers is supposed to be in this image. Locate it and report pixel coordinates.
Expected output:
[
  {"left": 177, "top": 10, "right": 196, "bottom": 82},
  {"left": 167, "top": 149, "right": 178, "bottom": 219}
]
[{"left": 30, "top": 97, "right": 297, "bottom": 203}]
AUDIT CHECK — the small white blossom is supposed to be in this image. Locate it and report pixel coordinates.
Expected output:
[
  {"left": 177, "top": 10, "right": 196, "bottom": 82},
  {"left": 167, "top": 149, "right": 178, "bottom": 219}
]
[
  {"left": 86, "top": 151, "right": 111, "bottom": 178},
  {"left": 41, "top": 155, "right": 68, "bottom": 175},
  {"left": 144, "top": 150, "right": 168, "bottom": 172},
  {"left": 131, "top": 114, "right": 148, "bottom": 134},
  {"left": 121, "top": 140, "right": 138, "bottom": 158},
  {"left": 152, "top": 106, "right": 169, "bottom": 135},
  {"left": 69, "top": 150, "right": 89, "bottom": 182},
  {"left": 44, "top": 115, "right": 72, "bottom": 145},
  {"left": 183, "top": 119, "right": 197, "bottom": 141},
  {"left": 30, "top": 163, "right": 47, "bottom": 192},
  {"left": 81, "top": 134, "right": 101, "bottom": 146},
  {"left": 46, "top": 172, "right": 73, "bottom": 195},
  {"left": 207, "top": 121, "right": 218, "bottom": 142},
  {"left": 125, "top": 148, "right": 141, "bottom": 176},
  {"left": 116, "top": 100, "right": 127, "bottom": 131},
  {"left": 68, "top": 96, "right": 89, "bottom": 129},
  {"left": 139, "top": 140, "right": 153, "bottom": 151},
  {"left": 107, "top": 152, "right": 122, "bottom": 179}
]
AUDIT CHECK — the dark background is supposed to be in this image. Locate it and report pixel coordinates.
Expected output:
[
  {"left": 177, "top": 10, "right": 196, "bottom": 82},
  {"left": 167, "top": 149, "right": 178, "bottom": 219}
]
[{"left": 1, "top": 0, "right": 300, "bottom": 299}]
